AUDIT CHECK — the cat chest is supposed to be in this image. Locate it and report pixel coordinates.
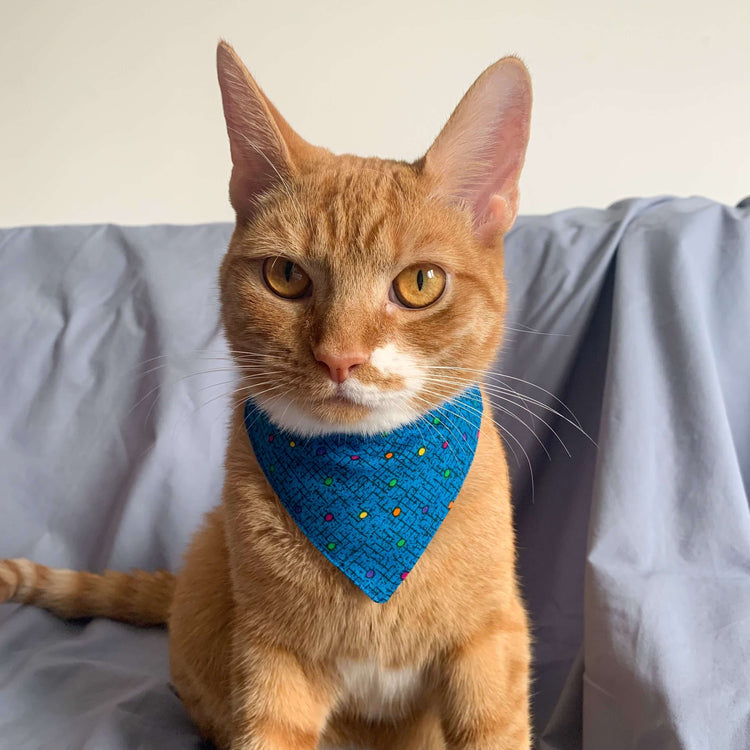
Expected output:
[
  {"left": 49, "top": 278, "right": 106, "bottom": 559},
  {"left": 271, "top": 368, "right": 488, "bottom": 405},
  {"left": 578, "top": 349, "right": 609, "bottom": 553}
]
[{"left": 335, "top": 658, "right": 424, "bottom": 720}]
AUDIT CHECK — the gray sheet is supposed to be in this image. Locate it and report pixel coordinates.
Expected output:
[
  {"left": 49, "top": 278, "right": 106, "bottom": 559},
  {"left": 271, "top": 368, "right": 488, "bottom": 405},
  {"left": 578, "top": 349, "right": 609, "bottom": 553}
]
[{"left": 1, "top": 196, "right": 749, "bottom": 749}]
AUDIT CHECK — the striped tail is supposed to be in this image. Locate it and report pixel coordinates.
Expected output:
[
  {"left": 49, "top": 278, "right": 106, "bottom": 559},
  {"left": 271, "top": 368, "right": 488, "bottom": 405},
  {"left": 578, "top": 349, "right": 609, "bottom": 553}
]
[{"left": 0, "top": 558, "right": 176, "bottom": 626}]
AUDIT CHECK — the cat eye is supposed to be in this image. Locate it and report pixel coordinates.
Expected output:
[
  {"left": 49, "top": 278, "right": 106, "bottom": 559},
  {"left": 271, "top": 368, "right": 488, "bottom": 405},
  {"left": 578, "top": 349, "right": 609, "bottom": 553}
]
[
  {"left": 391, "top": 263, "right": 446, "bottom": 309},
  {"left": 262, "top": 257, "right": 312, "bottom": 299}
]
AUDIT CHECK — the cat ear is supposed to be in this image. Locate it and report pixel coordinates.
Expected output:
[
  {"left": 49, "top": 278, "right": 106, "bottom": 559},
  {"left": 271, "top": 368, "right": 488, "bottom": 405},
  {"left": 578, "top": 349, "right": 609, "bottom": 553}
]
[
  {"left": 423, "top": 57, "right": 532, "bottom": 242},
  {"left": 216, "top": 41, "right": 318, "bottom": 221}
]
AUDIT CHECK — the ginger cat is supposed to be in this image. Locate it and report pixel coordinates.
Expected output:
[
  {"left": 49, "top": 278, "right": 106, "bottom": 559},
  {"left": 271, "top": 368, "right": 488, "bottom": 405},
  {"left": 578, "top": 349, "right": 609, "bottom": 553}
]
[{"left": 0, "top": 41, "right": 532, "bottom": 749}]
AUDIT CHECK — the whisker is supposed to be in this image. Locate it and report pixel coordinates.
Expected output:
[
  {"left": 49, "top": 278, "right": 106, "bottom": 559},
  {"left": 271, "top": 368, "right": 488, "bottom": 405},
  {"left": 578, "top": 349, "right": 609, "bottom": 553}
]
[
  {"left": 418, "top": 379, "right": 571, "bottom": 457},
  {"left": 417, "top": 384, "right": 553, "bottom": 460}
]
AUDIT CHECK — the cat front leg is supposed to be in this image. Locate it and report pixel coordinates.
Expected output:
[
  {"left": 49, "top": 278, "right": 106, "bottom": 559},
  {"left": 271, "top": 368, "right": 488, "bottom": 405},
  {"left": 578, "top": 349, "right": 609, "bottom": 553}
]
[
  {"left": 229, "top": 632, "right": 337, "bottom": 750},
  {"left": 438, "top": 614, "right": 531, "bottom": 750}
]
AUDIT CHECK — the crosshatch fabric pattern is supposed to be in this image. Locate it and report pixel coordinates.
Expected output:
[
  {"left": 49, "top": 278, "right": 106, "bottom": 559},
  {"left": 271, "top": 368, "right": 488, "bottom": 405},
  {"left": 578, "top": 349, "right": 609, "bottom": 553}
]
[{"left": 243, "top": 386, "right": 483, "bottom": 603}]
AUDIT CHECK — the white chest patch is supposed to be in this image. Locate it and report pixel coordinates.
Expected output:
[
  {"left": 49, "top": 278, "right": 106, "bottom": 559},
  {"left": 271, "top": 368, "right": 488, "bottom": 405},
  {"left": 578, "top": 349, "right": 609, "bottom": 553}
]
[{"left": 336, "top": 658, "right": 424, "bottom": 721}]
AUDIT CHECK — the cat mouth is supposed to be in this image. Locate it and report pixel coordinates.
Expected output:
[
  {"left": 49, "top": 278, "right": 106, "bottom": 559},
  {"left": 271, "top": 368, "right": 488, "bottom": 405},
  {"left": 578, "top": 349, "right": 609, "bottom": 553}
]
[{"left": 324, "top": 385, "right": 363, "bottom": 407}]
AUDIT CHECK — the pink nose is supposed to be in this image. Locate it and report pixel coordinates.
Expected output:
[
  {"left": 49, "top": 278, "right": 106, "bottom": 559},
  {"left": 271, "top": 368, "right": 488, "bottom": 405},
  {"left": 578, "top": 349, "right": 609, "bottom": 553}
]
[{"left": 314, "top": 348, "right": 369, "bottom": 384}]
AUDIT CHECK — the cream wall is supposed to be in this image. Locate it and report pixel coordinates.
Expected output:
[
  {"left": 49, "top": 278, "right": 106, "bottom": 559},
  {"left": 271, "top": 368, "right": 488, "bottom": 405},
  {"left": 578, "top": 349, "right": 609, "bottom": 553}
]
[{"left": 1, "top": 0, "right": 748, "bottom": 227}]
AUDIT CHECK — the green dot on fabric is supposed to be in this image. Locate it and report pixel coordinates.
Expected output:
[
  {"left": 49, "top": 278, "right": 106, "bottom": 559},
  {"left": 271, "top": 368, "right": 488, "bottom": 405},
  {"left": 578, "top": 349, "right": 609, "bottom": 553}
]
[
  {"left": 269, "top": 465, "right": 275, "bottom": 473},
  {"left": 327, "top": 542, "right": 335, "bottom": 550},
  {"left": 432, "top": 417, "right": 441, "bottom": 425},
  {"left": 388, "top": 478, "right": 398, "bottom": 488},
  {"left": 324, "top": 477, "right": 333, "bottom": 486},
  {"left": 443, "top": 469, "right": 451, "bottom": 478},
  {"left": 397, "top": 538, "right": 405, "bottom": 548}
]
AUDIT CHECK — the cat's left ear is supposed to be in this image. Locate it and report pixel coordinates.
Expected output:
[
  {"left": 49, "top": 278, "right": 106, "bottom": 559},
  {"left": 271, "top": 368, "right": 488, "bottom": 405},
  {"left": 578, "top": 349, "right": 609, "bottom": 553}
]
[{"left": 422, "top": 57, "right": 532, "bottom": 243}]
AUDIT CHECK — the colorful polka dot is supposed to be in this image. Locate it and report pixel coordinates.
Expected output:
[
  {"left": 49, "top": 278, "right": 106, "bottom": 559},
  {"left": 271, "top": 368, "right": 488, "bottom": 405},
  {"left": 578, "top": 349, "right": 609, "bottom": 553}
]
[
  {"left": 365, "top": 569, "right": 375, "bottom": 579},
  {"left": 400, "top": 571, "right": 409, "bottom": 580},
  {"left": 350, "top": 455, "right": 359, "bottom": 461},
  {"left": 418, "top": 447, "right": 426, "bottom": 456},
  {"left": 289, "top": 440, "right": 296, "bottom": 447},
  {"left": 396, "top": 538, "right": 405, "bottom": 548},
  {"left": 324, "top": 513, "right": 333, "bottom": 522},
  {"left": 327, "top": 542, "right": 336, "bottom": 550},
  {"left": 316, "top": 447, "right": 326, "bottom": 456},
  {"left": 269, "top": 464, "right": 275, "bottom": 473},
  {"left": 388, "top": 478, "right": 398, "bottom": 488},
  {"left": 422, "top": 505, "right": 429, "bottom": 514},
  {"left": 294, "top": 504, "right": 302, "bottom": 514},
  {"left": 359, "top": 511, "right": 368, "bottom": 519},
  {"left": 443, "top": 469, "right": 451, "bottom": 478},
  {"left": 392, "top": 507, "right": 401, "bottom": 517},
  {"left": 385, "top": 452, "right": 394, "bottom": 459},
  {"left": 432, "top": 417, "right": 441, "bottom": 425},
  {"left": 448, "top": 501, "right": 455, "bottom": 509},
  {"left": 268, "top": 434, "right": 275, "bottom": 443},
  {"left": 324, "top": 477, "right": 333, "bottom": 486},
  {"left": 442, "top": 441, "right": 449, "bottom": 449},
  {"left": 462, "top": 432, "right": 468, "bottom": 441}
]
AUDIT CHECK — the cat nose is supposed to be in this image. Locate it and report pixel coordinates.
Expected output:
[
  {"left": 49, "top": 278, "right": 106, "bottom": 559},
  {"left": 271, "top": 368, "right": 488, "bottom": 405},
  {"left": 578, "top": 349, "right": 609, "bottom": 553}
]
[{"left": 313, "top": 348, "right": 369, "bottom": 384}]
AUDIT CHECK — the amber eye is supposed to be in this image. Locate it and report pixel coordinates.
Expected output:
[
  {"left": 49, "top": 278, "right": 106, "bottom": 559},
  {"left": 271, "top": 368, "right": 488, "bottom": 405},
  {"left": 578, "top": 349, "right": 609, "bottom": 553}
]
[
  {"left": 262, "top": 257, "right": 312, "bottom": 299},
  {"left": 391, "top": 263, "right": 446, "bottom": 309}
]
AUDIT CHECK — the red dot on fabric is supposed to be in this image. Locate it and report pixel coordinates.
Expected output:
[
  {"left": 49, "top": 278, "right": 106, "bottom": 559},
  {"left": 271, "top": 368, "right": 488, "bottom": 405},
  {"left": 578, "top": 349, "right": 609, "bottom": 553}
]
[
  {"left": 268, "top": 435, "right": 274, "bottom": 443},
  {"left": 325, "top": 513, "right": 333, "bottom": 522},
  {"left": 400, "top": 571, "right": 409, "bottom": 580},
  {"left": 350, "top": 455, "right": 359, "bottom": 460},
  {"left": 442, "top": 441, "right": 448, "bottom": 449}
]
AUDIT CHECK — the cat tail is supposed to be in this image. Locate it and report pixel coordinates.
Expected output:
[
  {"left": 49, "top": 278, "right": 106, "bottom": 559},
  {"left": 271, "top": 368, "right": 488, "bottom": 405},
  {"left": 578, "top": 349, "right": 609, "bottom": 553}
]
[{"left": 0, "top": 558, "right": 176, "bottom": 626}]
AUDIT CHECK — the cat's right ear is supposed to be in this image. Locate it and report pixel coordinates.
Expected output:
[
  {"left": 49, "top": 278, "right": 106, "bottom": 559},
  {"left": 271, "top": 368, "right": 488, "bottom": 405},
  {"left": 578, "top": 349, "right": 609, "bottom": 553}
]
[{"left": 216, "top": 41, "right": 317, "bottom": 222}]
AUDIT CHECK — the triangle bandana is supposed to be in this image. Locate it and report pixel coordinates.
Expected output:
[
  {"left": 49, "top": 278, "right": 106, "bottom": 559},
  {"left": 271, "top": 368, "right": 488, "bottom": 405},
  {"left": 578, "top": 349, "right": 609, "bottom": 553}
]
[{"left": 244, "top": 386, "right": 482, "bottom": 603}]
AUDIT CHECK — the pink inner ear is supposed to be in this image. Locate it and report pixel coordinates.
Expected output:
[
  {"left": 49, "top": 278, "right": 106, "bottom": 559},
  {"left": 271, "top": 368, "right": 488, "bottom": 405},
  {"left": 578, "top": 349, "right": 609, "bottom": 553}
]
[
  {"left": 424, "top": 58, "right": 532, "bottom": 239},
  {"left": 217, "top": 43, "right": 293, "bottom": 218}
]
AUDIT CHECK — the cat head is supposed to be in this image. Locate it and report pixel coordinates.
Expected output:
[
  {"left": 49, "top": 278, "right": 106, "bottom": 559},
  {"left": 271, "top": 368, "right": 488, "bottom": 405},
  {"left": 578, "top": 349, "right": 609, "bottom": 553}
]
[{"left": 217, "top": 41, "right": 531, "bottom": 437}]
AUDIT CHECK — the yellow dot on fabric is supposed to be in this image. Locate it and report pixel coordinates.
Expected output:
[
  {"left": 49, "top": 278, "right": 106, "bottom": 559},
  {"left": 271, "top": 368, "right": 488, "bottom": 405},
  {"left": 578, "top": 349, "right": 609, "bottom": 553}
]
[
  {"left": 359, "top": 511, "right": 368, "bottom": 519},
  {"left": 385, "top": 452, "right": 394, "bottom": 459},
  {"left": 418, "top": 447, "right": 426, "bottom": 456},
  {"left": 393, "top": 507, "right": 401, "bottom": 517},
  {"left": 289, "top": 440, "right": 296, "bottom": 447}
]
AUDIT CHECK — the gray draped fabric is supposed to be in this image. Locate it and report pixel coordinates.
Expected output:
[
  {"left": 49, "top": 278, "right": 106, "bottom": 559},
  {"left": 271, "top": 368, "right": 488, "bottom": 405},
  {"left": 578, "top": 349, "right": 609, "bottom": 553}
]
[{"left": 1, "top": 195, "right": 748, "bottom": 748}]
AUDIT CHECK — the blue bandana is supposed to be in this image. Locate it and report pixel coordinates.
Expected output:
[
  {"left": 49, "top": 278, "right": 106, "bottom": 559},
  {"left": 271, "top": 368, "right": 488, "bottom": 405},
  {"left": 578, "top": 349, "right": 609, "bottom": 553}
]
[{"left": 243, "top": 386, "right": 482, "bottom": 603}]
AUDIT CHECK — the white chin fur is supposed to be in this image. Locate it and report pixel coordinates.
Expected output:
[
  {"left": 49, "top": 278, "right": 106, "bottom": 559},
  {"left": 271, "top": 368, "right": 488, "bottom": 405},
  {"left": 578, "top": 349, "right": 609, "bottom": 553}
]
[
  {"left": 253, "top": 387, "right": 423, "bottom": 437},
  {"left": 252, "top": 344, "right": 426, "bottom": 437}
]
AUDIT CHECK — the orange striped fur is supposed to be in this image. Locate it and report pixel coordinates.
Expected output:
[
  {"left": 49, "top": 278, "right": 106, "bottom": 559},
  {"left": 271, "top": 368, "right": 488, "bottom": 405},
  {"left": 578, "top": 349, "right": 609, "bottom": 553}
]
[{"left": 1, "top": 41, "right": 533, "bottom": 749}]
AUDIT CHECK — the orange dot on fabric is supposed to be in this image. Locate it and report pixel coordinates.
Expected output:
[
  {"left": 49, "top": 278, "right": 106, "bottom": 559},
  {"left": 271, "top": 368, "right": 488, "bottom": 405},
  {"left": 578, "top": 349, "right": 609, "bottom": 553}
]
[
  {"left": 392, "top": 507, "right": 401, "bottom": 517},
  {"left": 385, "top": 452, "right": 394, "bottom": 459},
  {"left": 448, "top": 501, "right": 455, "bottom": 509}
]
